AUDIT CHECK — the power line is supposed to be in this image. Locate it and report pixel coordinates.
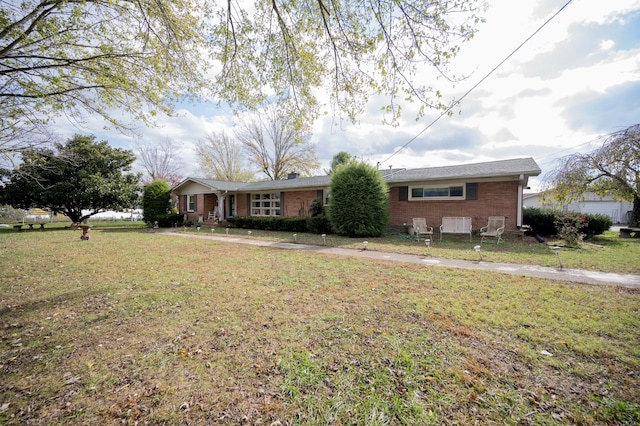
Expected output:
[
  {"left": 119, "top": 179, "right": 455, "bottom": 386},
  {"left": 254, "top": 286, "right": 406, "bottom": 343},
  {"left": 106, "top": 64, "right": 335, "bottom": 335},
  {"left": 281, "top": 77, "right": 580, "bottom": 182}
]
[
  {"left": 534, "top": 138, "right": 598, "bottom": 167},
  {"left": 378, "top": 0, "right": 574, "bottom": 167}
]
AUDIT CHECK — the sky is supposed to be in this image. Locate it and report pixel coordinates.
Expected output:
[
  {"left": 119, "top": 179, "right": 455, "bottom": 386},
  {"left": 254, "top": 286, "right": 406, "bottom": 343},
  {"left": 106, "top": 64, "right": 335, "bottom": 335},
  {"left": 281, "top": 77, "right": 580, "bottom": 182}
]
[{"left": 55, "top": 0, "right": 640, "bottom": 192}]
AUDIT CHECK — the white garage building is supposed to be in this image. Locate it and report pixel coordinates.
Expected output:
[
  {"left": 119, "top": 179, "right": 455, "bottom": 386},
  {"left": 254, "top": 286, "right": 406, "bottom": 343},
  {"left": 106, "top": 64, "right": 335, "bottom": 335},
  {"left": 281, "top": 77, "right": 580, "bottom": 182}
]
[{"left": 523, "top": 192, "right": 633, "bottom": 225}]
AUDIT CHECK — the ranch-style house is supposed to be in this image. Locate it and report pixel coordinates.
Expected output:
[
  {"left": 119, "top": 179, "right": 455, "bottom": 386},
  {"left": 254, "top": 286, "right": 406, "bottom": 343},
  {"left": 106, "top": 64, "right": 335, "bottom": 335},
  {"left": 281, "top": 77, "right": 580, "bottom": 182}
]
[{"left": 171, "top": 157, "right": 541, "bottom": 234}]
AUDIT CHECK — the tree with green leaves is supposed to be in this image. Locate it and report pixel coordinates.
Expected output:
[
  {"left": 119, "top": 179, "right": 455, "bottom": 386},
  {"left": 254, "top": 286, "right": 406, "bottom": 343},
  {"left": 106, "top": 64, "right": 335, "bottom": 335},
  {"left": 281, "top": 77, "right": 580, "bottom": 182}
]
[
  {"left": 329, "top": 161, "right": 390, "bottom": 237},
  {"left": 196, "top": 131, "right": 256, "bottom": 182},
  {"left": 325, "top": 151, "right": 354, "bottom": 175},
  {"left": 0, "top": 134, "right": 140, "bottom": 224},
  {"left": 211, "top": 0, "right": 483, "bottom": 126},
  {"left": 544, "top": 123, "right": 640, "bottom": 227},
  {"left": 142, "top": 179, "right": 172, "bottom": 225},
  {"left": 236, "top": 105, "right": 320, "bottom": 180},
  {"left": 1, "top": 1, "right": 483, "bottom": 158},
  {"left": 0, "top": 0, "right": 206, "bottom": 154}
]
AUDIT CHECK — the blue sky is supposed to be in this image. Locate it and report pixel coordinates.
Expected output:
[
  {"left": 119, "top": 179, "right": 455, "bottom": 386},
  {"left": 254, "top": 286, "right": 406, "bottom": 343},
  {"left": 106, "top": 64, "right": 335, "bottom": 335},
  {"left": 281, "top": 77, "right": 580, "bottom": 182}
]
[{"left": 54, "top": 0, "right": 640, "bottom": 191}]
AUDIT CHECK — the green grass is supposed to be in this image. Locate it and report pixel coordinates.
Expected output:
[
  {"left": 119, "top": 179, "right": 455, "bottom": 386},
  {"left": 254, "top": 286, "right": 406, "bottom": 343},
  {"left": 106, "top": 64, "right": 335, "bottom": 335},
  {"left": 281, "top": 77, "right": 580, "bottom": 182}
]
[
  {"left": 185, "top": 226, "right": 640, "bottom": 274},
  {"left": 0, "top": 229, "right": 638, "bottom": 425}
]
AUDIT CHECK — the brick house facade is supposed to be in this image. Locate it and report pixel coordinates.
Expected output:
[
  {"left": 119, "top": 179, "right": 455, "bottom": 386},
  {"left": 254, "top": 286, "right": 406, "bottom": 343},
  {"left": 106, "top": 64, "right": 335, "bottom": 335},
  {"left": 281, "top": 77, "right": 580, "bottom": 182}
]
[{"left": 171, "top": 158, "right": 541, "bottom": 232}]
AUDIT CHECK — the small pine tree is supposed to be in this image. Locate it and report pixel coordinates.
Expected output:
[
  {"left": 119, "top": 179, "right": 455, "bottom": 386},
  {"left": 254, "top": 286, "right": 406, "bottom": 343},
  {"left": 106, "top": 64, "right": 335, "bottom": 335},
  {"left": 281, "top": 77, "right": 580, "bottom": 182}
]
[
  {"left": 142, "top": 179, "right": 171, "bottom": 224},
  {"left": 329, "top": 162, "right": 390, "bottom": 237}
]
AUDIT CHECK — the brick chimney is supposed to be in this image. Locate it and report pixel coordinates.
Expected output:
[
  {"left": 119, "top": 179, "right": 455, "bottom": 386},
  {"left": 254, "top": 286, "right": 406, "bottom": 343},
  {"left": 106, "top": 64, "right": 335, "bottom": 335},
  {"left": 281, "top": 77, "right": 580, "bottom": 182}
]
[{"left": 287, "top": 172, "right": 300, "bottom": 179}]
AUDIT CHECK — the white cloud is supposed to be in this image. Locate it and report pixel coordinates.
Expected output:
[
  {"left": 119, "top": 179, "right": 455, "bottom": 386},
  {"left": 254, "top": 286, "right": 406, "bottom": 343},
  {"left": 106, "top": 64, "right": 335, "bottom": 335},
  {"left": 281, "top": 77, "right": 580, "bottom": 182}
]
[{"left": 600, "top": 39, "right": 616, "bottom": 50}]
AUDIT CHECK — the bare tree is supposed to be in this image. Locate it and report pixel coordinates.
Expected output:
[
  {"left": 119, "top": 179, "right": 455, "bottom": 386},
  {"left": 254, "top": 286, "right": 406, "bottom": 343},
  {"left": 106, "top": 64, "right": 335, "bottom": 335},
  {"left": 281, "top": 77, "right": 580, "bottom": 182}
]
[
  {"left": 236, "top": 106, "right": 320, "bottom": 180},
  {"left": 133, "top": 138, "right": 184, "bottom": 186},
  {"left": 196, "top": 131, "right": 255, "bottom": 181}
]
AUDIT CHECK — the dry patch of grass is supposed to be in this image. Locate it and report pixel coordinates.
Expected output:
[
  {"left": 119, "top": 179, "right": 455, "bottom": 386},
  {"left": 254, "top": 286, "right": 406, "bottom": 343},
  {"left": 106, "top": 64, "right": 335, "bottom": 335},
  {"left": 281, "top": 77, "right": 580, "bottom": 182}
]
[{"left": 1, "top": 230, "right": 639, "bottom": 425}]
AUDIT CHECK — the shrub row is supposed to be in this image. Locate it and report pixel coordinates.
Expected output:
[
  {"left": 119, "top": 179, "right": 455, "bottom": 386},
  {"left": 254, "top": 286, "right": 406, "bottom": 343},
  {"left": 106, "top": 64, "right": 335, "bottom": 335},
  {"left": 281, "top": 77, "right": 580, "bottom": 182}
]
[
  {"left": 227, "top": 216, "right": 333, "bottom": 234},
  {"left": 523, "top": 207, "right": 612, "bottom": 238},
  {"left": 154, "top": 213, "right": 184, "bottom": 228}
]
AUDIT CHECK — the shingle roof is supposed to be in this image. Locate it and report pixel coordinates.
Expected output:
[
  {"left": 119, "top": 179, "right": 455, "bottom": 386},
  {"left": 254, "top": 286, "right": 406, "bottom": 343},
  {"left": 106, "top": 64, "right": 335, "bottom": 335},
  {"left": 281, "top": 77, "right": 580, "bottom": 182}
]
[
  {"left": 173, "top": 157, "right": 541, "bottom": 192},
  {"left": 386, "top": 157, "right": 541, "bottom": 183},
  {"left": 172, "top": 177, "right": 246, "bottom": 192},
  {"left": 242, "top": 175, "right": 331, "bottom": 191}
]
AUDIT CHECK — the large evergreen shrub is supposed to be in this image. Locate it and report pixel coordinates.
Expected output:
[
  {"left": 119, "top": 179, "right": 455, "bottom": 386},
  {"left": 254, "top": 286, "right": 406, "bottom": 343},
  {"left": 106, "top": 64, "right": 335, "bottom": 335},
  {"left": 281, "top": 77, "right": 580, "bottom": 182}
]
[
  {"left": 142, "top": 179, "right": 171, "bottom": 225},
  {"left": 329, "top": 162, "right": 390, "bottom": 237}
]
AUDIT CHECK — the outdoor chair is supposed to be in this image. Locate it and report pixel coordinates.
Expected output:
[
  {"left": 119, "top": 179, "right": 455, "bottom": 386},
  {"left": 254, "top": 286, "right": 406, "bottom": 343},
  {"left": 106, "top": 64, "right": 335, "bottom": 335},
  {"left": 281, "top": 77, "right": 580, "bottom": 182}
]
[
  {"left": 480, "top": 216, "right": 506, "bottom": 244},
  {"left": 412, "top": 218, "right": 433, "bottom": 241}
]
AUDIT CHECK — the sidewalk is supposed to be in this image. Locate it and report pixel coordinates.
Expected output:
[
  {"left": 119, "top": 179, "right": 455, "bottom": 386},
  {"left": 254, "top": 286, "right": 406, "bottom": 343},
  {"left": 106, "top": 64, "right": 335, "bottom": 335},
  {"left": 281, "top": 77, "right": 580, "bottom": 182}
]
[{"left": 162, "top": 231, "right": 640, "bottom": 289}]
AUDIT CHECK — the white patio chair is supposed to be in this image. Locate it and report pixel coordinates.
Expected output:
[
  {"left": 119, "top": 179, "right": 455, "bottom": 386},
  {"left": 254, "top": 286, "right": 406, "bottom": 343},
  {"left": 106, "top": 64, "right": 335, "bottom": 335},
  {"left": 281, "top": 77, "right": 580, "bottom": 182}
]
[
  {"left": 412, "top": 218, "right": 433, "bottom": 241},
  {"left": 480, "top": 216, "right": 505, "bottom": 244}
]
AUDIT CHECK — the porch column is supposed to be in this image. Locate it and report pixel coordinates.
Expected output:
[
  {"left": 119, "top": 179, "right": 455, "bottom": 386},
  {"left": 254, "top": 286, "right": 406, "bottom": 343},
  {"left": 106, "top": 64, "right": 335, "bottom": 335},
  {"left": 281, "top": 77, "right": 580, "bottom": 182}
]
[
  {"left": 517, "top": 174, "right": 524, "bottom": 227},
  {"left": 216, "top": 192, "right": 226, "bottom": 221}
]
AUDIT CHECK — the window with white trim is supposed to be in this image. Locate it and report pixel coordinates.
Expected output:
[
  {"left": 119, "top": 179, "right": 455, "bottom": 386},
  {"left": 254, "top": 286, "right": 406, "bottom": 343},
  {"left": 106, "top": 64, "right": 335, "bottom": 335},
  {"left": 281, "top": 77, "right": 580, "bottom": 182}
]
[
  {"left": 251, "top": 193, "right": 281, "bottom": 216},
  {"left": 187, "top": 194, "right": 196, "bottom": 211},
  {"left": 410, "top": 185, "right": 464, "bottom": 200}
]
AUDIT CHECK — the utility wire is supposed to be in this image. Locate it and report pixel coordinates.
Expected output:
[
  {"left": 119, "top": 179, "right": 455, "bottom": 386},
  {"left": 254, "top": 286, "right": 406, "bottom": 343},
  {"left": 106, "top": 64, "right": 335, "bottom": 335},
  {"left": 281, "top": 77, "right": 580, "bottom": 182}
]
[{"left": 378, "top": 0, "right": 574, "bottom": 167}]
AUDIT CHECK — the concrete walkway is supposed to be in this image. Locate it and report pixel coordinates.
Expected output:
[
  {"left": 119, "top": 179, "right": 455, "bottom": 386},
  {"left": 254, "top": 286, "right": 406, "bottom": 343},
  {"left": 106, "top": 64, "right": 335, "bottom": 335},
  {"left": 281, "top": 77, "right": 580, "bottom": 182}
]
[{"left": 162, "top": 231, "right": 640, "bottom": 289}]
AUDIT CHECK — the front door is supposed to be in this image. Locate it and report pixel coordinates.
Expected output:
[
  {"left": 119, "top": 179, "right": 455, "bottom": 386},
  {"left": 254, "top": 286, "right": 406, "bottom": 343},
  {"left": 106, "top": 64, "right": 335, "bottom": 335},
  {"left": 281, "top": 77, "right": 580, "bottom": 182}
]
[{"left": 228, "top": 194, "right": 236, "bottom": 217}]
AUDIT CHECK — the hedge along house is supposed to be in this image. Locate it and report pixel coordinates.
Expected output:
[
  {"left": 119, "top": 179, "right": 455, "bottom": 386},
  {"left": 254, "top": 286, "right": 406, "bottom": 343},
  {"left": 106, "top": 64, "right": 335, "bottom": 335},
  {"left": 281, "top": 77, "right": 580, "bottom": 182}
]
[{"left": 171, "top": 157, "right": 541, "bottom": 233}]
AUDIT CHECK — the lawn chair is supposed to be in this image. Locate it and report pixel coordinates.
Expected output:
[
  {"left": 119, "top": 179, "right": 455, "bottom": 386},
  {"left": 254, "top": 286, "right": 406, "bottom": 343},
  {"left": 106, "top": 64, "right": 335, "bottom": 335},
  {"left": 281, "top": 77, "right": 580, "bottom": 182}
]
[
  {"left": 480, "top": 216, "right": 505, "bottom": 244},
  {"left": 412, "top": 218, "right": 433, "bottom": 241}
]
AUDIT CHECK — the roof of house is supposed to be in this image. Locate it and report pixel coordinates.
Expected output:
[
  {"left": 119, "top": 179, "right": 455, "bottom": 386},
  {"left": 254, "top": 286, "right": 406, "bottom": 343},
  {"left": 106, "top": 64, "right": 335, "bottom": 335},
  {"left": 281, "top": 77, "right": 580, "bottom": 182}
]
[
  {"left": 386, "top": 157, "right": 541, "bottom": 184},
  {"left": 172, "top": 157, "right": 541, "bottom": 193}
]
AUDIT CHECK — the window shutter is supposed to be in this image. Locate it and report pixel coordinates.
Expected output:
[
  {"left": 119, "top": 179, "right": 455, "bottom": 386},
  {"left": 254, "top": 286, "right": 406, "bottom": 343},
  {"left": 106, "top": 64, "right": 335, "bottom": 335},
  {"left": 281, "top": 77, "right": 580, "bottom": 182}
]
[
  {"left": 399, "top": 186, "right": 408, "bottom": 201},
  {"left": 316, "top": 189, "right": 323, "bottom": 201},
  {"left": 280, "top": 192, "right": 285, "bottom": 216},
  {"left": 247, "top": 194, "right": 251, "bottom": 216},
  {"left": 466, "top": 183, "right": 478, "bottom": 200},
  {"left": 194, "top": 195, "right": 198, "bottom": 211},
  {"left": 183, "top": 195, "right": 187, "bottom": 211}
]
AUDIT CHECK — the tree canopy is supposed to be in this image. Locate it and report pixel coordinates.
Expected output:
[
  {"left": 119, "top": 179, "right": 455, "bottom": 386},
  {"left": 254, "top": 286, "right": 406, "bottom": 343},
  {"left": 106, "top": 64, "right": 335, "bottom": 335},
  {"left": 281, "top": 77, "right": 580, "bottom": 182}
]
[
  {"left": 326, "top": 151, "right": 355, "bottom": 175},
  {"left": 1, "top": 0, "right": 483, "bottom": 157},
  {"left": 0, "top": 0, "right": 205, "bottom": 153},
  {"left": 0, "top": 134, "right": 140, "bottom": 224},
  {"left": 210, "top": 0, "right": 483, "bottom": 125},
  {"left": 544, "top": 123, "right": 640, "bottom": 226}
]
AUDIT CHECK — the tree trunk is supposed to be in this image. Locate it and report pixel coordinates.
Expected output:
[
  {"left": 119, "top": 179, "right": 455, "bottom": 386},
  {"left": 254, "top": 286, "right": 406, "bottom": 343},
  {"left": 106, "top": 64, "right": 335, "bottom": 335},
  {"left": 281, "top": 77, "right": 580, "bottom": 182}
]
[
  {"left": 632, "top": 195, "right": 640, "bottom": 227},
  {"left": 66, "top": 210, "right": 83, "bottom": 225}
]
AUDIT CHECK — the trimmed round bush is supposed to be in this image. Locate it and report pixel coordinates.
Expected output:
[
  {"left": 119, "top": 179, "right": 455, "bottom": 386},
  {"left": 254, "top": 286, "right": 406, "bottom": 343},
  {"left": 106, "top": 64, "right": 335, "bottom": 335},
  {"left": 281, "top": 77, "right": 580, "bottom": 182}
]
[
  {"left": 142, "top": 179, "right": 171, "bottom": 225},
  {"left": 329, "top": 162, "right": 390, "bottom": 237}
]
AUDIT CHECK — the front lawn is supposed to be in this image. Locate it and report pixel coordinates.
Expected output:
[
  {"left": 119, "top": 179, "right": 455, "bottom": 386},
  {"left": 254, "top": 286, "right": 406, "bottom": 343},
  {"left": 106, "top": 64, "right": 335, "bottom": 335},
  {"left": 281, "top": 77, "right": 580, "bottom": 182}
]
[
  {"left": 184, "top": 226, "right": 640, "bottom": 275},
  {"left": 0, "top": 230, "right": 638, "bottom": 424}
]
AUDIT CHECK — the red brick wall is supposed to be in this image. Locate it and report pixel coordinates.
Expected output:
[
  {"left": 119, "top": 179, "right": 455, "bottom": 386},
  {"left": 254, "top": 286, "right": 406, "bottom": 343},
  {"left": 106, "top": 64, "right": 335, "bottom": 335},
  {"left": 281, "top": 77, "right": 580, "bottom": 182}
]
[
  {"left": 237, "top": 194, "right": 248, "bottom": 216},
  {"left": 282, "top": 190, "right": 318, "bottom": 217},
  {"left": 177, "top": 193, "right": 214, "bottom": 223},
  {"left": 388, "top": 181, "right": 520, "bottom": 230}
]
